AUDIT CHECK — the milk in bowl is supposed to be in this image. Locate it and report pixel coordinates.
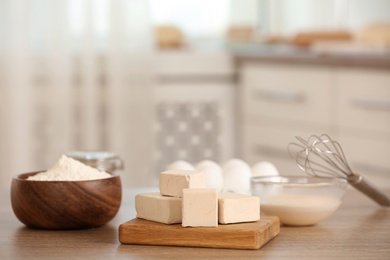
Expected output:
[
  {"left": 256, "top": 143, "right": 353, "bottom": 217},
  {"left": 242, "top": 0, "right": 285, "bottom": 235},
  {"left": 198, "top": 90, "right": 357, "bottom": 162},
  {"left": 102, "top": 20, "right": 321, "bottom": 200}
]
[{"left": 251, "top": 176, "right": 347, "bottom": 226}]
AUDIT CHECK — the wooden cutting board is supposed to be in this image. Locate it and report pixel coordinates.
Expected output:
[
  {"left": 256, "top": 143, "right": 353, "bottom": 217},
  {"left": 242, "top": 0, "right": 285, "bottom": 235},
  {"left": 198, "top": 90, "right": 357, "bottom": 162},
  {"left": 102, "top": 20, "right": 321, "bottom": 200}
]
[{"left": 119, "top": 216, "right": 280, "bottom": 250}]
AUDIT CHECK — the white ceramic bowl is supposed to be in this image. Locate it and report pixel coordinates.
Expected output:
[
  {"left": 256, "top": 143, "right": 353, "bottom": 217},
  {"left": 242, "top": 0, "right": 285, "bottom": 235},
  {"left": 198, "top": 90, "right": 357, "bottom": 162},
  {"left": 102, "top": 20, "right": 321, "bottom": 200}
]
[{"left": 251, "top": 175, "right": 348, "bottom": 226}]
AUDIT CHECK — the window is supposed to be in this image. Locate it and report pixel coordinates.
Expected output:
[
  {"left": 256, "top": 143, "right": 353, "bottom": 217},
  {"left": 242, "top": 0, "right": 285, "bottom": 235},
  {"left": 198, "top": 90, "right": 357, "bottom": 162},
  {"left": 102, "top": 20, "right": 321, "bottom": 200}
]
[{"left": 149, "top": 0, "right": 231, "bottom": 41}]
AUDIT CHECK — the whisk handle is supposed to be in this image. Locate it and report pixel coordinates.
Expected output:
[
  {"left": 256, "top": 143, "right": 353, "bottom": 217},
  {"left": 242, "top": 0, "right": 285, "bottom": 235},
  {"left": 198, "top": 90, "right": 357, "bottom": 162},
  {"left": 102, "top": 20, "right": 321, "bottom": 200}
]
[{"left": 348, "top": 174, "right": 390, "bottom": 207}]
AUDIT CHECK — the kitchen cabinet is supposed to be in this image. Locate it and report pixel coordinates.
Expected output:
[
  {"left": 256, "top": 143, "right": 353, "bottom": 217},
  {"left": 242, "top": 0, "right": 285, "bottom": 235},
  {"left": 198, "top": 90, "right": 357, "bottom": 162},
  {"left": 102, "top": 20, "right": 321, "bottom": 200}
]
[
  {"left": 152, "top": 51, "right": 235, "bottom": 180},
  {"left": 238, "top": 61, "right": 390, "bottom": 187}
]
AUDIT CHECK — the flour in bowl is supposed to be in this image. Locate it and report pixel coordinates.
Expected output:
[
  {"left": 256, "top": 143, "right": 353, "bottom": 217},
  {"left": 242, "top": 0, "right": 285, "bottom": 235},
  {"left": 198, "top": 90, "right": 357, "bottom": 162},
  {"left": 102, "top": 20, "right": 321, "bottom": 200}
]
[{"left": 27, "top": 155, "right": 112, "bottom": 181}]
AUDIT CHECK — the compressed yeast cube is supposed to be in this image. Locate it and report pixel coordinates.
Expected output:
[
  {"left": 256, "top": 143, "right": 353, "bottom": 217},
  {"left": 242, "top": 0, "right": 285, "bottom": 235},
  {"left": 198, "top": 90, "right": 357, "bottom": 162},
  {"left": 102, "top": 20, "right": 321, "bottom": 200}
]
[
  {"left": 218, "top": 192, "right": 260, "bottom": 224},
  {"left": 159, "top": 170, "right": 206, "bottom": 198},
  {"left": 182, "top": 188, "right": 218, "bottom": 227},
  {"left": 135, "top": 192, "right": 182, "bottom": 224}
]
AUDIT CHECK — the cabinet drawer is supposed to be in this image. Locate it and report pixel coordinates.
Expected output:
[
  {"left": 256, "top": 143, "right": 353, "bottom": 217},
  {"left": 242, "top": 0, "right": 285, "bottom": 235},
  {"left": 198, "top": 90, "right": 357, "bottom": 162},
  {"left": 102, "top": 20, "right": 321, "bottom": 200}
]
[
  {"left": 240, "top": 63, "right": 333, "bottom": 125},
  {"left": 337, "top": 68, "right": 390, "bottom": 135}
]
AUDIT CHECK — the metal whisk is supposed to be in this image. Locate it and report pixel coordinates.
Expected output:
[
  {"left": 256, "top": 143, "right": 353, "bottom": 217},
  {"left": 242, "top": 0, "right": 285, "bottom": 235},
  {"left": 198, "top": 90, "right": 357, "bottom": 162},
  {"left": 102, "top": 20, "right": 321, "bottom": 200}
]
[{"left": 288, "top": 134, "right": 390, "bottom": 207}]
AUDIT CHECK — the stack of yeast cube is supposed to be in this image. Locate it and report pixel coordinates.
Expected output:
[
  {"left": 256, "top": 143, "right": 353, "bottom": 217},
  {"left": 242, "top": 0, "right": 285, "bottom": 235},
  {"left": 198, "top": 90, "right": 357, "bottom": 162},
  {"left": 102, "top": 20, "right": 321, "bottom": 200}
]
[{"left": 135, "top": 169, "right": 260, "bottom": 227}]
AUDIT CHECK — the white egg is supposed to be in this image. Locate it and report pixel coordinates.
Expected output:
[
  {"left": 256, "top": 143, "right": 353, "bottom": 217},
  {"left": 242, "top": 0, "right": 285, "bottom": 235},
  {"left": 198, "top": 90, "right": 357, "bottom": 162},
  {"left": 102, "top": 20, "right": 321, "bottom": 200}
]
[
  {"left": 196, "top": 160, "right": 221, "bottom": 171},
  {"left": 222, "top": 164, "right": 251, "bottom": 194},
  {"left": 166, "top": 160, "right": 195, "bottom": 171},
  {"left": 252, "top": 161, "right": 279, "bottom": 177},
  {"left": 196, "top": 160, "right": 223, "bottom": 191},
  {"left": 222, "top": 158, "right": 251, "bottom": 173}
]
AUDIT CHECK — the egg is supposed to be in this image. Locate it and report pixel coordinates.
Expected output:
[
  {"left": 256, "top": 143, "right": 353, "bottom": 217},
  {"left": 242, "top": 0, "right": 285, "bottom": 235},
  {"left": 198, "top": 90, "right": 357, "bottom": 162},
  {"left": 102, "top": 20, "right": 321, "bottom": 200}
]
[
  {"left": 222, "top": 163, "right": 252, "bottom": 194},
  {"left": 166, "top": 160, "right": 195, "bottom": 171},
  {"left": 252, "top": 161, "right": 279, "bottom": 177},
  {"left": 196, "top": 160, "right": 223, "bottom": 191},
  {"left": 222, "top": 158, "right": 251, "bottom": 173}
]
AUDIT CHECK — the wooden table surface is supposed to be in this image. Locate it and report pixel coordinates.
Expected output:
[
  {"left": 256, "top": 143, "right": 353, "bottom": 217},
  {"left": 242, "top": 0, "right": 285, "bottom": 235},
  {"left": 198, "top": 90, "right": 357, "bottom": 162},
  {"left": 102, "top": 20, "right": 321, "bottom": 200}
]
[{"left": 1, "top": 186, "right": 390, "bottom": 259}]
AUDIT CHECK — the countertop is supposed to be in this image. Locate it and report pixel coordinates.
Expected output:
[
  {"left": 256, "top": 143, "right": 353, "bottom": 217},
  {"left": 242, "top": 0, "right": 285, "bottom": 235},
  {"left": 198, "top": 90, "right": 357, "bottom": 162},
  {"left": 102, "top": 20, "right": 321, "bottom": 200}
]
[
  {"left": 232, "top": 43, "right": 390, "bottom": 69},
  {"left": 1, "top": 186, "right": 390, "bottom": 259}
]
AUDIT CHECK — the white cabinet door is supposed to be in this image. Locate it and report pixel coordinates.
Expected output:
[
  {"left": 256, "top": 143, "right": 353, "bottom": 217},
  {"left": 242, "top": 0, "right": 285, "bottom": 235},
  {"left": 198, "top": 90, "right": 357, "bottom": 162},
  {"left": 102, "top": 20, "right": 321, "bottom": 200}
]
[
  {"left": 239, "top": 62, "right": 335, "bottom": 176},
  {"left": 153, "top": 82, "right": 235, "bottom": 177}
]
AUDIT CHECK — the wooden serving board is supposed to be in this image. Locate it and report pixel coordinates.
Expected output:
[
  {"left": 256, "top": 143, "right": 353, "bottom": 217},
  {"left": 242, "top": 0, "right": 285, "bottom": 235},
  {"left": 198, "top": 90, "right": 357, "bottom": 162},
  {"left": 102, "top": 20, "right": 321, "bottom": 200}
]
[{"left": 119, "top": 216, "right": 280, "bottom": 250}]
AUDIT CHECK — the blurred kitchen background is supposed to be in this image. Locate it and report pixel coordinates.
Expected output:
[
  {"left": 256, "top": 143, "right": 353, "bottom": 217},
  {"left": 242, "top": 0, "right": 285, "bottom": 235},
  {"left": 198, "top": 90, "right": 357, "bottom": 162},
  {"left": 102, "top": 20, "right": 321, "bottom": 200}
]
[{"left": 0, "top": 0, "right": 389, "bottom": 191}]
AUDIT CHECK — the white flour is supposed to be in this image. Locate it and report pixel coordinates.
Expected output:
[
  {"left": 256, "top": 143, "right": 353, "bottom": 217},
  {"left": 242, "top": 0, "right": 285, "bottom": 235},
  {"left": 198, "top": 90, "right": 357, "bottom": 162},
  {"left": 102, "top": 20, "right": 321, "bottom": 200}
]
[{"left": 27, "top": 155, "right": 111, "bottom": 181}]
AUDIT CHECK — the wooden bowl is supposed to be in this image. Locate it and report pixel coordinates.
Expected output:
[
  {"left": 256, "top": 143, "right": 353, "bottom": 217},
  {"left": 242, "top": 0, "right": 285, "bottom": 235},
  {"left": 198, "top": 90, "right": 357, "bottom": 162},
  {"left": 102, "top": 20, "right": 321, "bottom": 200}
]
[{"left": 11, "top": 172, "right": 122, "bottom": 230}]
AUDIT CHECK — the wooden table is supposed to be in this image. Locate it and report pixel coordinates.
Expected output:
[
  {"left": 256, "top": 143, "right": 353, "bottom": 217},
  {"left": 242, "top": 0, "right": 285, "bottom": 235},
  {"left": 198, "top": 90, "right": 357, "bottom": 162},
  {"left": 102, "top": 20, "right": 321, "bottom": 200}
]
[{"left": 1, "top": 187, "right": 389, "bottom": 259}]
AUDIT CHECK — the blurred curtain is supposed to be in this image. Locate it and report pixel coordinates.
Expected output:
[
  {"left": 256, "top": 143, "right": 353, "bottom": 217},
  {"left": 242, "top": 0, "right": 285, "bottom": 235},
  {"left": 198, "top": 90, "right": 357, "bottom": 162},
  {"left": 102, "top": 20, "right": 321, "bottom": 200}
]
[{"left": 0, "top": 0, "right": 155, "bottom": 190}]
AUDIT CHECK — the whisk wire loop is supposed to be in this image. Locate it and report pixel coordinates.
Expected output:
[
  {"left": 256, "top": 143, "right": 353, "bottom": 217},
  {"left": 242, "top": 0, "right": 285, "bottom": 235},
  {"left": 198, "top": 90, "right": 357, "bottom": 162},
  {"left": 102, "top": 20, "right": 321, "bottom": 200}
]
[
  {"left": 288, "top": 134, "right": 353, "bottom": 178},
  {"left": 311, "top": 134, "right": 353, "bottom": 175}
]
